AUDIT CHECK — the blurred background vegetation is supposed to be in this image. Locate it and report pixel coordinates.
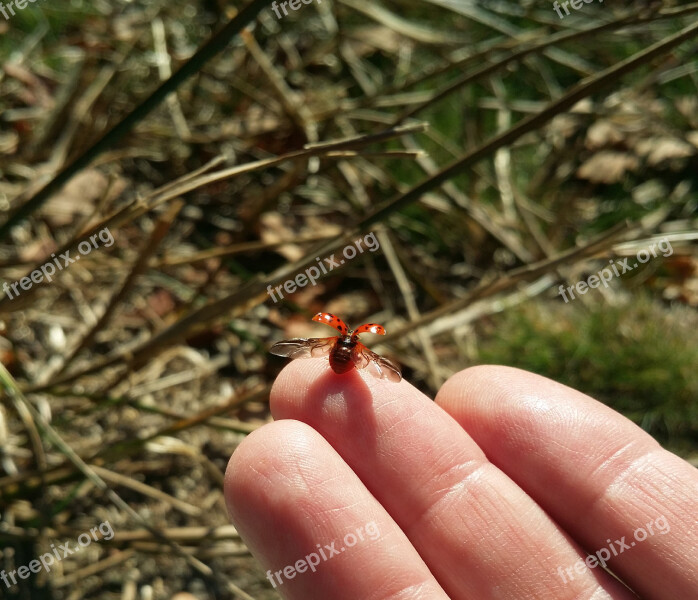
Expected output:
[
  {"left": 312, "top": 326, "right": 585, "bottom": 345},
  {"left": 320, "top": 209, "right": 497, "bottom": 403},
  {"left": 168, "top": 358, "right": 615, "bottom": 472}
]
[{"left": 1, "top": 0, "right": 697, "bottom": 598}]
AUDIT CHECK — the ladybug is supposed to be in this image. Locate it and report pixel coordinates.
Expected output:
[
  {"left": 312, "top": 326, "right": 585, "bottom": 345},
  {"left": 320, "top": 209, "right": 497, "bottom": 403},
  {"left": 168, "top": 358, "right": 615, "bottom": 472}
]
[{"left": 270, "top": 313, "right": 402, "bottom": 382}]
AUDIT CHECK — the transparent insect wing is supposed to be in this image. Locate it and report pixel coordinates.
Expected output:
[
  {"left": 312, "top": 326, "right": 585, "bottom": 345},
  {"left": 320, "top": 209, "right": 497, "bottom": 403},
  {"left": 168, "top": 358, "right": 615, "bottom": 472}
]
[
  {"left": 353, "top": 344, "right": 402, "bottom": 382},
  {"left": 312, "top": 312, "right": 349, "bottom": 335},
  {"left": 353, "top": 323, "right": 386, "bottom": 336},
  {"left": 310, "top": 339, "right": 335, "bottom": 357},
  {"left": 269, "top": 337, "right": 335, "bottom": 359},
  {"left": 371, "top": 355, "right": 402, "bottom": 382}
]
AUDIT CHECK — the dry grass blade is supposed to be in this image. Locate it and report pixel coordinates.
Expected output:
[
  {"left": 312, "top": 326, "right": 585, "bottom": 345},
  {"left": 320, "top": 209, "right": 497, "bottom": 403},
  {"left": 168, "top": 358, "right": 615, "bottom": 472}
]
[
  {"left": 341, "top": 0, "right": 470, "bottom": 45},
  {"left": 52, "top": 548, "right": 137, "bottom": 589},
  {"left": 6, "top": 392, "right": 46, "bottom": 474},
  {"left": 133, "top": 123, "right": 429, "bottom": 215},
  {"left": 157, "top": 234, "right": 336, "bottom": 267},
  {"left": 109, "top": 525, "right": 241, "bottom": 544},
  {"left": 376, "top": 229, "right": 442, "bottom": 387},
  {"left": 124, "top": 384, "right": 270, "bottom": 449},
  {"left": 89, "top": 465, "right": 203, "bottom": 517}
]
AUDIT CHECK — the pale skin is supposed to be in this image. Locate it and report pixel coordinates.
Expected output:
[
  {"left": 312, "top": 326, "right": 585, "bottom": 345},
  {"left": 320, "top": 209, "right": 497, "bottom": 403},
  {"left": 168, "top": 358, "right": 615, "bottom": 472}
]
[{"left": 225, "top": 363, "right": 698, "bottom": 599}]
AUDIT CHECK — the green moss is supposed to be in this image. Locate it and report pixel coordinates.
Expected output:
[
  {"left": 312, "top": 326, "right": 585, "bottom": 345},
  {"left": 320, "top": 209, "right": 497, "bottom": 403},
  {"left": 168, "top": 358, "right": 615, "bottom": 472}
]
[{"left": 477, "top": 295, "right": 698, "bottom": 448}]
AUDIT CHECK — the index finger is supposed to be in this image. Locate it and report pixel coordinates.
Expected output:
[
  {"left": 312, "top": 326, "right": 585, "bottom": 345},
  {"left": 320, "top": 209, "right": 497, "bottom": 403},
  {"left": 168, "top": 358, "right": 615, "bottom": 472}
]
[{"left": 271, "top": 359, "right": 636, "bottom": 600}]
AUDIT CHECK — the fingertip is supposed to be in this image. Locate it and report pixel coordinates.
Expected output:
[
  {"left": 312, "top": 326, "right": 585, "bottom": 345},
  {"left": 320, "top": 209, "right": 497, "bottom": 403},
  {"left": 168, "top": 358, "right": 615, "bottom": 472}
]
[
  {"left": 271, "top": 357, "right": 328, "bottom": 398},
  {"left": 270, "top": 358, "right": 333, "bottom": 418},
  {"left": 435, "top": 364, "right": 642, "bottom": 441},
  {"left": 224, "top": 419, "right": 319, "bottom": 521},
  {"left": 436, "top": 364, "right": 533, "bottom": 406},
  {"left": 270, "top": 357, "right": 408, "bottom": 424}
]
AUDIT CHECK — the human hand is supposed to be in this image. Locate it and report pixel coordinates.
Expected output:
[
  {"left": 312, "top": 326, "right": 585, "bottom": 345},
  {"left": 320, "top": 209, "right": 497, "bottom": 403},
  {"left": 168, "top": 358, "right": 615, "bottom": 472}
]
[{"left": 225, "top": 362, "right": 698, "bottom": 599}]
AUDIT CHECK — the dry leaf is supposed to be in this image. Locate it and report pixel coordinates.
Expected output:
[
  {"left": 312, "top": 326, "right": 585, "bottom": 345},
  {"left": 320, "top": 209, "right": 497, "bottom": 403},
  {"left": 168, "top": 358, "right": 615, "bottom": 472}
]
[
  {"left": 259, "top": 212, "right": 305, "bottom": 261},
  {"left": 42, "top": 169, "right": 127, "bottom": 227},
  {"left": 634, "top": 137, "right": 695, "bottom": 166},
  {"left": 577, "top": 151, "right": 639, "bottom": 184},
  {"left": 586, "top": 121, "right": 624, "bottom": 150}
]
